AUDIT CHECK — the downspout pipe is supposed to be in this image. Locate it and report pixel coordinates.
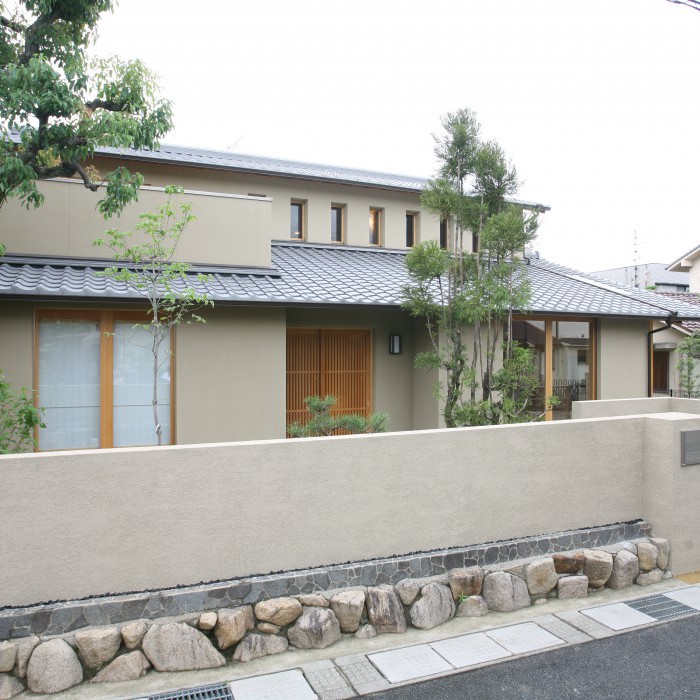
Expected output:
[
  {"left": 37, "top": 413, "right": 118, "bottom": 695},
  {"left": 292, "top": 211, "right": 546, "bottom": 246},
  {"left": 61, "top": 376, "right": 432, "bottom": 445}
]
[{"left": 647, "top": 314, "right": 677, "bottom": 397}]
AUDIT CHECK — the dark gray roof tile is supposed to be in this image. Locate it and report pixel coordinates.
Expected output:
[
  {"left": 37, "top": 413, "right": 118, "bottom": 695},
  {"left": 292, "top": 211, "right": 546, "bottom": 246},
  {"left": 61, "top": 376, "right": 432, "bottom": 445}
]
[{"left": 2, "top": 244, "right": 700, "bottom": 320}]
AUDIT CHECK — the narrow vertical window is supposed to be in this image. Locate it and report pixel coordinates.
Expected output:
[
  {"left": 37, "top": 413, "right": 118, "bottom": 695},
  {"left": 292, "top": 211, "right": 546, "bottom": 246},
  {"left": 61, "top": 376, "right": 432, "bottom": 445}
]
[
  {"left": 113, "top": 322, "right": 171, "bottom": 447},
  {"left": 406, "top": 213, "right": 416, "bottom": 247},
  {"left": 369, "top": 208, "right": 381, "bottom": 246},
  {"left": 290, "top": 201, "right": 304, "bottom": 240},
  {"left": 440, "top": 218, "right": 448, "bottom": 249},
  {"left": 38, "top": 318, "right": 101, "bottom": 450},
  {"left": 331, "top": 205, "right": 343, "bottom": 243}
]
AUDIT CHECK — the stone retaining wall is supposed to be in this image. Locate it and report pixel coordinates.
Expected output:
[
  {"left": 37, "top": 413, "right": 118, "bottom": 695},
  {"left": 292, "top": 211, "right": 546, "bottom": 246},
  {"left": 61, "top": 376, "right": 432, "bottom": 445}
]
[
  {"left": 0, "top": 527, "right": 669, "bottom": 698},
  {"left": 0, "top": 520, "right": 650, "bottom": 641}
]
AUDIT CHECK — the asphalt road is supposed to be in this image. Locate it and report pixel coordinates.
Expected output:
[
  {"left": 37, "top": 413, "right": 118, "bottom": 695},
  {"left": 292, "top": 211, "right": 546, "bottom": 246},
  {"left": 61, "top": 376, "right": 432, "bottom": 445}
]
[{"left": 367, "top": 614, "right": 700, "bottom": 700}]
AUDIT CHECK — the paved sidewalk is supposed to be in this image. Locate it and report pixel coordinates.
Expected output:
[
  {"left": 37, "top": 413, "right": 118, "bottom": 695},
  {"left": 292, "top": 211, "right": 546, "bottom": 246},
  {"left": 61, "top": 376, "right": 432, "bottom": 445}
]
[{"left": 34, "top": 579, "right": 699, "bottom": 700}]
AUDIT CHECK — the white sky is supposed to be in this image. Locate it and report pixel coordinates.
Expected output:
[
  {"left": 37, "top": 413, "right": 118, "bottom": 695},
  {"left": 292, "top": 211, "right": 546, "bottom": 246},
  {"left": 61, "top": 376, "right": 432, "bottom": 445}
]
[{"left": 93, "top": 0, "right": 700, "bottom": 272}]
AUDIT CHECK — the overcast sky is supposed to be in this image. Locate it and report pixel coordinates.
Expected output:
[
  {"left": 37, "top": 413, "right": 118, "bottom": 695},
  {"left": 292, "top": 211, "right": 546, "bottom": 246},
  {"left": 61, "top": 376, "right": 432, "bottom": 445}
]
[{"left": 93, "top": 0, "right": 700, "bottom": 273}]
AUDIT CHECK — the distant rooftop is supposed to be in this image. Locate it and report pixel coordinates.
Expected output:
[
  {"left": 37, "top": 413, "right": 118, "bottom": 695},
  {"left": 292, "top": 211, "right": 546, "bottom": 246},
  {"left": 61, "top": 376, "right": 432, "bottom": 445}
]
[{"left": 592, "top": 263, "right": 689, "bottom": 289}]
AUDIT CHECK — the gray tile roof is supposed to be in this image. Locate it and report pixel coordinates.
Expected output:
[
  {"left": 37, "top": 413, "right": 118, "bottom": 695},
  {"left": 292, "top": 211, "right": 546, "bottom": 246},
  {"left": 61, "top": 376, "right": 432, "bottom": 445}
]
[
  {"left": 6, "top": 130, "right": 549, "bottom": 208},
  {"left": 2, "top": 243, "right": 700, "bottom": 320},
  {"left": 93, "top": 142, "right": 549, "bottom": 210}
]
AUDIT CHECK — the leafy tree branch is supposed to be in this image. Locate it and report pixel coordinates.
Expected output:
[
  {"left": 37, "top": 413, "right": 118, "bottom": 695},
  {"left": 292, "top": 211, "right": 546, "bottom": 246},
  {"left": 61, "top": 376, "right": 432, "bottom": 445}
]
[{"left": 1, "top": 0, "right": 172, "bottom": 218}]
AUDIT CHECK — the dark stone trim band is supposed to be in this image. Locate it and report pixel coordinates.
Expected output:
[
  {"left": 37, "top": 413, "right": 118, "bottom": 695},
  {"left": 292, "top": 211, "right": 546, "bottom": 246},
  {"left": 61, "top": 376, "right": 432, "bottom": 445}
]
[{"left": 0, "top": 520, "right": 651, "bottom": 641}]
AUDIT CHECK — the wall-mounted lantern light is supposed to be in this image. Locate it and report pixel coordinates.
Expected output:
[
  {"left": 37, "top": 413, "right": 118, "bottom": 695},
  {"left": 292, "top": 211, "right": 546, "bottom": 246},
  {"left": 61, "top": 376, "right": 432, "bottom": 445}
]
[{"left": 389, "top": 334, "right": 402, "bottom": 355}]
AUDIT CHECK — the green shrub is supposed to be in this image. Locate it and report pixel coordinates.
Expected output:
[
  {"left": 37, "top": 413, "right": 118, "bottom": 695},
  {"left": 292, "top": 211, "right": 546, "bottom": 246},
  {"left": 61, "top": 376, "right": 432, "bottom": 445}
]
[
  {"left": 287, "top": 395, "right": 387, "bottom": 437},
  {"left": 0, "top": 371, "right": 45, "bottom": 454}
]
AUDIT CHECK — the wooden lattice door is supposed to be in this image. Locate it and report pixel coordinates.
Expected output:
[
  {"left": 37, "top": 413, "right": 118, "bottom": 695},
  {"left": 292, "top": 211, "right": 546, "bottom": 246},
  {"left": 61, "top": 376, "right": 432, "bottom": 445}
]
[{"left": 286, "top": 329, "right": 371, "bottom": 427}]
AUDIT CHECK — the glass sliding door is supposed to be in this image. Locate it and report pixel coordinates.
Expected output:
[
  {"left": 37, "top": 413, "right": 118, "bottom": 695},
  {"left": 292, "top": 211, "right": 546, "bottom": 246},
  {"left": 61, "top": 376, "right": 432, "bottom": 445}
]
[
  {"left": 552, "top": 321, "right": 592, "bottom": 419},
  {"left": 36, "top": 310, "right": 174, "bottom": 450},
  {"left": 38, "top": 319, "right": 101, "bottom": 450},
  {"left": 512, "top": 317, "right": 596, "bottom": 420},
  {"left": 511, "top": 319, "right": 546, "bottom": 416},
  {"left": 113, "top": 322, "right": 171, "bottom": 447}
]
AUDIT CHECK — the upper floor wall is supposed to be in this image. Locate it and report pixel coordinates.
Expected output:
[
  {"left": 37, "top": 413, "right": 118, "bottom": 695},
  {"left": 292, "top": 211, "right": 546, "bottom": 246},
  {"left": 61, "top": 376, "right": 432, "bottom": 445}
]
[
  {"left": 91, "top": 155, "right": 444, "bottom": 251},
  {"left": 0, "top": 178, "right": 273, "bottom": 268}
]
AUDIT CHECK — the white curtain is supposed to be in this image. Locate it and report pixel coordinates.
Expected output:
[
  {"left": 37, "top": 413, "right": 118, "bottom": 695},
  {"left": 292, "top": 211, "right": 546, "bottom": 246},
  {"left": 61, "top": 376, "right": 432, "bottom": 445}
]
[
  {"left": 38, "top": 320, "right": 101, "bottom": 450},
  {"left": 113, "top": 322, "right": 171, "bottom": 446}
]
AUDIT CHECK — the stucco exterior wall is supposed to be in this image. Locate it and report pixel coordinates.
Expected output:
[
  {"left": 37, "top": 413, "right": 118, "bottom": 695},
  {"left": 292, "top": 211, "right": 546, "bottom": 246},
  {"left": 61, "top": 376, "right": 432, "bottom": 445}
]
[
  {"left": 0, "top": 415, "right": 650, "bottom": 607},
  {"left": 0, "top": 179, "right": 273, "bottom": 268},
  {"left": 90, "top": 156, "right": 441, "bottom": 250},
  {"left": 598, "top": 318, "right": 648, "bottom": 399},
  {"left": 175, "top": 306, "right": 287, "bottom": 443},
  {"left": 0, "top": 302, "right": 34, "bottom": 392}
]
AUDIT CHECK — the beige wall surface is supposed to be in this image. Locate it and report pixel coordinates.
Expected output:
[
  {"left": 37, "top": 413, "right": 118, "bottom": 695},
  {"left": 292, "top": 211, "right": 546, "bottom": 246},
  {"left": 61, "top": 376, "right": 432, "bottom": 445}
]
[
  {"left": 176, "top": 306, "right": 287, "bottom": 443},
  {"left": 0, "top": 302, "right": 34, "bottom": 392},
  {"left": 573, "top": 396, "right": 700, "bottom": 419},
  {"left": 91, "top": 156, "right": 440, "bottom": 251},
  {"left": 0, "top": 179, "right": 272, "bottom": 268},
  {"left": 642, "top": 412, "right": 700, "bottom": 574},
  {"left": 599, "top": 318, "right": 648, "bottom": 399},
  {"left": 1, "top": 414, "right": 650, "bottom": 607}
]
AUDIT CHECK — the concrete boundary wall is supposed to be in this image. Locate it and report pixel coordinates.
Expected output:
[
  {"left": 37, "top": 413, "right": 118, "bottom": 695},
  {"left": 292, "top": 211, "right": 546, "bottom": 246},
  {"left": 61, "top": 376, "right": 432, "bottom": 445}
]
[{"left": 2, "top": 398, "right": 700, "bottom": 608}]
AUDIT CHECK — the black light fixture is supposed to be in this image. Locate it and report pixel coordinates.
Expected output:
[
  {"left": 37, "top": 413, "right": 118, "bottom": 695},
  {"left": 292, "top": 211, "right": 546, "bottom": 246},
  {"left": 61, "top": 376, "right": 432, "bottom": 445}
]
[{"left": 389, "top": 334, "right": 402, "bottom": 355}]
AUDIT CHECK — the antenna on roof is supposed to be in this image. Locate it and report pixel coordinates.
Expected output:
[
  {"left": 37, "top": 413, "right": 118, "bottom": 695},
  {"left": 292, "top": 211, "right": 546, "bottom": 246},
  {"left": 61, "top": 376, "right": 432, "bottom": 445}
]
[{"left": 633, "top": 230, "right": 639, "bottom": 289}]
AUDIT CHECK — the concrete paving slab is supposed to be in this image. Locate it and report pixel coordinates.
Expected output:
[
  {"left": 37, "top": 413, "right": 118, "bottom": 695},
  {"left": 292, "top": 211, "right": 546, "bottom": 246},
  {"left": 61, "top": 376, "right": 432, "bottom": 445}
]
[
  {"left": 532, "top": 614, "right": 593, "bottom": 644},
  {"left": 301, "top": 659, "right": 356, "bottom": 699},
  {"left": 368, "top": 644, "right": 453, "bottom": 684},
  {"left": 555, "top": 609, "right": 616, "bottom": 639},
  {"left": 229, "top": 669, "right": 317, "bottom": 700},
  {"left": 485, "top": 622, "right": 565, "bottom": 655},
  {"left": 430, "top": 632, "right": 511, "bottom": 668},
  {"left": 665, "top": 585, "right": 700, "bottom": 610},
  {"left": 581, "top": 603, "right": 656, "bottom": 631},
  {"left": 334, "top": 655, "right": 390, "bottom": 695}
]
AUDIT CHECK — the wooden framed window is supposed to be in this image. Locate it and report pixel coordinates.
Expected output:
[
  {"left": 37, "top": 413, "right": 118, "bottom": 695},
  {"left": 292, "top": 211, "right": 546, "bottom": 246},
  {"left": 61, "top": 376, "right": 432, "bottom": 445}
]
[
  {"left": 35, "top": 309, "right": 174, "bottom": 450},
  {"left": 331, "top": 205, "right": 344, "bottom": 243},
  {"left": 290, "top": 200, "right": 305, "bottom": 240},
  {"left": 369, "top": 208, "right": 382, "bottom": 246},
  {"left": 406, "top": 212, "right": 418, "bottom": 247}
]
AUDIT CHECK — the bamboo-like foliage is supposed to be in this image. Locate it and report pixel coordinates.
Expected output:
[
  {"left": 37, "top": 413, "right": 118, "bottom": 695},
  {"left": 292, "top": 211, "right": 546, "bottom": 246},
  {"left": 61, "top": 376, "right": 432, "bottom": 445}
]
[{"left": 402, "top": 108, "right": 547, "bottom": 427}]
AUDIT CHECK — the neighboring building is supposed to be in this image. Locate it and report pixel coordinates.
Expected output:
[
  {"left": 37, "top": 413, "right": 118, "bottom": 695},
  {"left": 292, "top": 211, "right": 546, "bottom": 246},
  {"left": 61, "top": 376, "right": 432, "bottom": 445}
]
[
  {"left": 668, "top": 244, "right": 700, "bottom": 293},
  {"left": 2, "top": 143, "right": 700, "bottom": 451},
  {"left": 591, "top": 263, "right": 689, "bottom": 292}
]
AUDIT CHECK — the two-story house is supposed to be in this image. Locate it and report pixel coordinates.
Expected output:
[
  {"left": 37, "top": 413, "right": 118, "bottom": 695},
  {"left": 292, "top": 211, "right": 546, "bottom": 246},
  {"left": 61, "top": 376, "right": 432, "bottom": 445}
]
[{"left": 1, "top": 142, "right": 699, "bottom": 450}]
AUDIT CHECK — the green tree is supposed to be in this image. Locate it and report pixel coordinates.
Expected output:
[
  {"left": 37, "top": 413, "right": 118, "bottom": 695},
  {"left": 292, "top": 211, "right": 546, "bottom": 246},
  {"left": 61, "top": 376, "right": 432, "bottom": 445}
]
[
  {"left": 0, "top": 0, "right": 173, "bottom": 253},
  {"left": 94, "top": 186, "right": 212, "bottom": 446},
  {"left": 677, "top": 334, "right": 700, "bottom": 397},
  {"left": 402, "top": 108, "right": 544, "bottom": 427},
  {"left": 287, "top": 395, "right": 388, "bottom": 437},
  {"left": 0, "top": 371, "right": 44, "bottom": 453}
]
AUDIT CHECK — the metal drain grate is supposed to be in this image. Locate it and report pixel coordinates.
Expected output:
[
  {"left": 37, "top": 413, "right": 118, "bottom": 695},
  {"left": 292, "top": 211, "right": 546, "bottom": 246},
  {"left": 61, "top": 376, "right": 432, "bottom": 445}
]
[
  {"left": 627, "top": 594, "right": 698, "bottom": 621},
  {"left": 148, "top": 683, "right": 233, "bottom": 700}
]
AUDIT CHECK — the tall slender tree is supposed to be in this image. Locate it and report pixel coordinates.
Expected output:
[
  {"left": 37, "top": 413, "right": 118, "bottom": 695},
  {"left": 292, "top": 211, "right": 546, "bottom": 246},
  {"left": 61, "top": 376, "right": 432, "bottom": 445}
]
[{"left": 402, "top": 109, "right": 542, "bottom": 427}]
